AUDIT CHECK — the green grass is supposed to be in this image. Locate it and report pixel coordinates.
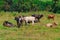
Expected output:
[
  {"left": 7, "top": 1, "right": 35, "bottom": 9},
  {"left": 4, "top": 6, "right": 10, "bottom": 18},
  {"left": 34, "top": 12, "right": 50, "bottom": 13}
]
[{"left": 0, "top": 11, "right": 60, "bottom": 40}]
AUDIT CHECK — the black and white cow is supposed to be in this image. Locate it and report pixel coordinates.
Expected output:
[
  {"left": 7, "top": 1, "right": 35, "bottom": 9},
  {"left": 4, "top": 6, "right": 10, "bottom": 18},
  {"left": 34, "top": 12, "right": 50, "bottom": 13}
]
[
  {"left": 3, "top": 21, "right": 15, "bottom": 27},
  {"left": 14, "top": 16, "right": 23, "bottom": 28}
]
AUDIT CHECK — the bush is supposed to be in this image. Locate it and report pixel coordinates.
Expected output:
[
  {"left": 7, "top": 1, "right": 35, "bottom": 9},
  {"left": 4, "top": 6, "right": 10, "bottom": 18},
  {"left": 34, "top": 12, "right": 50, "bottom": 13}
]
[{"left": 0, "top": 0, "right": 60, "bottom": 13}]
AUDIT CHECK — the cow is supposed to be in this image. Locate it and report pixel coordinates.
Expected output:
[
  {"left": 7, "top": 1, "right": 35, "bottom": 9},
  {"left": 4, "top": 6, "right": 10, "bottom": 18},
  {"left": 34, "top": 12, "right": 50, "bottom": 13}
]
[
  {"left": 3, "top": 21, "right": 15, "bottom": 27},
  {"left": 48, "top": 14, "right": 55, "bottom": 20},
  {"left": 23, "top": 16, "right": 36, "bottom": 25},
  {"left": 46, "top": 22, "right": 57, "bottom": 28},
  {"left": 14, "top": 16, "right": 23, "bottom": 28},
  {"left": 32, "top": 14, "right": 43, "bottom": 22}
]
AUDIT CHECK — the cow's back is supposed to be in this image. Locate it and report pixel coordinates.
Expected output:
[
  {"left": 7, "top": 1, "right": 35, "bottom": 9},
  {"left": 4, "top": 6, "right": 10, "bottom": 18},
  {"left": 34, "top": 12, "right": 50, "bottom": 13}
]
[{"left": 24, "top": 16, "right": 35, "bottom": 21}]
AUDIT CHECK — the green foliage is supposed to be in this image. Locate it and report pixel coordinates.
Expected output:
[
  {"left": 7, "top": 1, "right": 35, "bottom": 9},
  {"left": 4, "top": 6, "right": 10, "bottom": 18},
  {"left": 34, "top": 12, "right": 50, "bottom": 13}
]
[{"left": 0, "top": 0, "right": 60, "bottom": 13}]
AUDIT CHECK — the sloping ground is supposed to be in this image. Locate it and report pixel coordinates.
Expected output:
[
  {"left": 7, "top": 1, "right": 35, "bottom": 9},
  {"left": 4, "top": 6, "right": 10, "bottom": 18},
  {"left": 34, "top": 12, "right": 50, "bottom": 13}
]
[{"left": 0, "top": 11, "right": 60, "bottom": 40}]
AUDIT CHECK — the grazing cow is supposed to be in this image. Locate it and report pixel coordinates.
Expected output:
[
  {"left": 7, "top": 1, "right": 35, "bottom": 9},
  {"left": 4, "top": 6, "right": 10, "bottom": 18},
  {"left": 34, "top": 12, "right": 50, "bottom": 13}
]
[
  {"left": 23, "top": 16, "right": 36, "bottom": 25},
  {"left": 48, "top": 14, "right": 55, "bottom": 20},
  {"left": 3, "top": 21, "right": 15, "bottom": 27},
  {"left": 32, "top": 14, "right": 43, "bottom": 22},
  {"left": 46, "top": 22, "right": 57, "bottom": 28},
  {"left": 14, "top": 16, "right": 23, "bottom": 28}
]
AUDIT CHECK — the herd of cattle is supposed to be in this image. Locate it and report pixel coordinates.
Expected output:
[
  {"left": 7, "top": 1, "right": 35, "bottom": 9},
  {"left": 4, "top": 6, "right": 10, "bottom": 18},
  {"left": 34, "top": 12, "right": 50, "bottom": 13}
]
[{"left": 3, "top": 14, "right": 58, "bottom": 28}]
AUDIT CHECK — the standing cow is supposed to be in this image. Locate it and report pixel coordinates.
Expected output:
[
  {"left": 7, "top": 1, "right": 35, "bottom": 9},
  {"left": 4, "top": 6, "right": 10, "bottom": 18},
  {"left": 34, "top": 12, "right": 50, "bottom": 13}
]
[
  {"left": 14, "top": 16, "right": 23, "bottom": 28},
  {"left": 48, "top": 14, "right": 55, "bottom": 20},
  {"left": 23, "top": 16, "right": 36, "bottom": 25},
  {"left": 32, "top": 14, "right": 43, "bottom": 22}
]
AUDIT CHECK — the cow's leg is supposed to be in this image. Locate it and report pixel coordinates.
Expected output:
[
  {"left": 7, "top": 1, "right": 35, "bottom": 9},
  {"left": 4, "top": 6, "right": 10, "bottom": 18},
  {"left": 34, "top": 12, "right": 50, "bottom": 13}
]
[
  {"left": 25, "top": 20, "right": 28, "bottom": 25},
  {"left": 32, "top": 20, "right": 34, "bottom": 25},
  {"left": 53, "top": 18, "right": 54, "bottom": 20},
  {"left": 37, "top": 18, "right": 40, "bottom": 22},
  {"left": 25, "top": 21, "right": 27, "bottom": 25},
  {"left": 17, "top": 21, "right": 21, "bottom": 28},
  {"left": 17, "top": 24, "right": 20, "bottom": 28}
]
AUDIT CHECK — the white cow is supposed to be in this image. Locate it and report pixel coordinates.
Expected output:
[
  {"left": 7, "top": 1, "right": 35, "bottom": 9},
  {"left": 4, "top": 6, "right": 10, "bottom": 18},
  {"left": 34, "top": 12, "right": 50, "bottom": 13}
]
[{"left": 23, "top": 16, "right": 36, "bottom": 25}]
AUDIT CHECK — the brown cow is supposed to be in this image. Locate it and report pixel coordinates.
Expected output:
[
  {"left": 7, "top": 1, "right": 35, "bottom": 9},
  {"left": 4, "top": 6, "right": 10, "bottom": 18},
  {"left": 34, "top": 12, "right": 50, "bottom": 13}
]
[{"left": 48, "top": 14, "right": 55, "bottom": 20}]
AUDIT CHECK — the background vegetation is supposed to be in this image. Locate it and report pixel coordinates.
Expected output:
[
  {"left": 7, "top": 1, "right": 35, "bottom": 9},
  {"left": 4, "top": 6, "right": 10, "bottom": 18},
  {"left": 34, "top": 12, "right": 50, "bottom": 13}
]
[{"left": 0, "top": 0, "right": 60, "bottom": 13}]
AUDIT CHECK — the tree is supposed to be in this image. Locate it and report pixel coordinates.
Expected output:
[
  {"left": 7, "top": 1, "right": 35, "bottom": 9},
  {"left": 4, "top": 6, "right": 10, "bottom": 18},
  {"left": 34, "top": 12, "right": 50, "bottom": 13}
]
[
  {"left": 3, "top": 0, "right": 13, "bottom": 12},
  {"left": 4, "top": 0, "right": 13, "bottom": 5},
  {"left": 52, "top": 0, "right": 59, "bottom": 13}
]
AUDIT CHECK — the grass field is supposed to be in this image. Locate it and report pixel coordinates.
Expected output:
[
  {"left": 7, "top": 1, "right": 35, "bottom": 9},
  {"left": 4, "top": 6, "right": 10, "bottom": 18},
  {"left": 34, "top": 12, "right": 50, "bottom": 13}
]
[{"left": 0, "top": 11, "right": 60, "bottom": 40}]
